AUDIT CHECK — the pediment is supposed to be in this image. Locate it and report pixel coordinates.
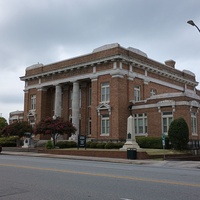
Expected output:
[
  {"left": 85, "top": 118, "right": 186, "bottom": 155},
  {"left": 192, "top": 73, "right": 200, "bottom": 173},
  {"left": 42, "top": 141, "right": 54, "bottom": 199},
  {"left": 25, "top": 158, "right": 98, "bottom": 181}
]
[{"left": 97, "top": 103, "right": 111, "bottom": 115}]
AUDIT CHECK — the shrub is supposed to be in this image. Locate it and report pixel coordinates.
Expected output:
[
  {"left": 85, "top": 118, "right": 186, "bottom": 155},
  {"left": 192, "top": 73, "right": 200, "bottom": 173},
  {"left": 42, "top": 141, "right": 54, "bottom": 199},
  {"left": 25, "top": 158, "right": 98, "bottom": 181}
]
[
  {"left": 96, "top": 143, "right": 105, "bottom": 149},
  {"left": 0, "top": 136, "right": 19, "bottom": 147},
  {"left": 136, "top": 136, "right": 170, "bottom": 149},
  {"left": 86, "top": 141, "right": 92, "bottom": 148},
  {"left": 56, "top": 141, "right": 77, "bottom": 148},
  {"left": 114, "top": 142, "right": 124, "bottom": 149},
  {"left": 168, "top": 117, "right": 189, "bottom": 150},
  {"left": 68, "top": 141, "right": 77, "bottom": 148},
  {"left": 45, "top": 141, "right": 53, "bottom": 149},
  {"left": 86, "top": 141, "right": 124, "bottom": 149},
  {"left": 90, "top": 142, "right": 98, "bottom": 148},
  {"left": 105, "top": 142, "right": 116, "bottom": 149}
]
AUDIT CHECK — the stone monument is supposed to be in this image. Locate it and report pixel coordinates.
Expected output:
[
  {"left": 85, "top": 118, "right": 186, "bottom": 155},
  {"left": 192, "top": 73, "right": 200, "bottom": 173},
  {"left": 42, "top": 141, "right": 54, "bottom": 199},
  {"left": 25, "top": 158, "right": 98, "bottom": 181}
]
[{"left": 120, "top": 115, "right": 140, "bottom": 150}]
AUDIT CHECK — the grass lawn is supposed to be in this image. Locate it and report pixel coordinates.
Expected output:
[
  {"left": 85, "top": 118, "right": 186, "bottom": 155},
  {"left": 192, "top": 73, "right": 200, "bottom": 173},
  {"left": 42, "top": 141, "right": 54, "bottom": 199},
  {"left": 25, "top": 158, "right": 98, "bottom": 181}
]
[
  {"left": 144, "top": 148, "right": 190, "bottom": 156},
  {"left": 53, "top": 147, "right": 190, "bottom": 156}
]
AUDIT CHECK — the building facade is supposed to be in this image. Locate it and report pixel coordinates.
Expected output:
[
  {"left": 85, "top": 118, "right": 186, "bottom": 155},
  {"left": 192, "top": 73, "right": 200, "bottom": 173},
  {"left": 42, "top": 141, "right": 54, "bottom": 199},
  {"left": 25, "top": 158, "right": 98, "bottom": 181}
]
[
  {"left": 20, "top": 43, "right": 200, "bottom": 141},
  {"left": 9, "top": 111, "right": 24, "bottom": 124}
]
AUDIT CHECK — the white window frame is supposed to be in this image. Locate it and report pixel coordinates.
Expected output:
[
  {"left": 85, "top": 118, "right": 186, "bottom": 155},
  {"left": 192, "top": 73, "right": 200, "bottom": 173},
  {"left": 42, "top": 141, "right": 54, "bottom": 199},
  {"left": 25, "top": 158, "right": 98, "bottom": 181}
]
[
  {"left": 101, "top": 82, "right": 110, "bottom": 102},
  {"left": 134, "top": 86, "right": 140, "bottom": 102},
  {"left": 191, "top": 112, "right": 197, "bottom": 135},
  {"left": 101, "top": 114, "right": 110, "bottom": 135},
  {"left": 30, "top": 94, "right": 36, "bottom": 110},
  {"left": 162, "top": 112, "right": 173, "bottom": 135},
  {"left": 134, "top": 113, "right": 147, "bottom": 135}
]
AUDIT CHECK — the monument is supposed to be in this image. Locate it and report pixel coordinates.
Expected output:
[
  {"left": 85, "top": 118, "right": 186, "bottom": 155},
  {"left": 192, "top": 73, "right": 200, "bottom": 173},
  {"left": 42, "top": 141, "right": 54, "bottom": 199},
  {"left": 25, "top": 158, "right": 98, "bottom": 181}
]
[
  {"left": 120, "top": 115, "right": 140, "bottom": 150},
  {"left": 22, "top": 132, "right": 34, "bottom": 148}
]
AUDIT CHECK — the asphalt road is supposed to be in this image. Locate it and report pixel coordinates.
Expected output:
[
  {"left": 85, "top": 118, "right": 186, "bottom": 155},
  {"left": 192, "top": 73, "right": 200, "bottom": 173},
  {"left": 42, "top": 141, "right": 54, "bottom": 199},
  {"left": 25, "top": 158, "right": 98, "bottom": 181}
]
[{"left": 0, "top": 154, "right": 200, "bottom": 200}]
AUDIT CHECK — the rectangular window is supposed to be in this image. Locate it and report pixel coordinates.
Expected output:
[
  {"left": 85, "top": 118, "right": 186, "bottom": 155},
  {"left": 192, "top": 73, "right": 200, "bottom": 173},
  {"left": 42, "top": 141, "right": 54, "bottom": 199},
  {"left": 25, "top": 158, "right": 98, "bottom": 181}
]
[
  {"left": 134, "top": 113, "right": 147, "bottom": 135},
  {"left": 191, "top": 112, "right": 197, "bottom": 135},
  {"left": 162, "top": 112, "right": 173, "bottom": 134},
  {"left": 134, "top": 86, "right": 140, "bottom": 102},
  {"left": 101, "top": 114, "right": 110, "bottom": 135},
  {"left": 30, "top": 95, "right": 36, "bottom": 110},
  {"left": 101, "top": 82, "right": 110, "bottom": 102}
]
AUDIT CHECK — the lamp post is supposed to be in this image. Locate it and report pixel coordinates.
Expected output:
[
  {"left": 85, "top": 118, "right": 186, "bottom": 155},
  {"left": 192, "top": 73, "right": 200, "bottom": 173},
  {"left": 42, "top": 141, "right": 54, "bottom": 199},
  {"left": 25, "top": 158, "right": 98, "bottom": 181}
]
[
  {"left": 52, "top": 115, "right": 57, "bottom": 147},
  {"left": 187, "top": 20, "right": 200, "bottom": 32}
]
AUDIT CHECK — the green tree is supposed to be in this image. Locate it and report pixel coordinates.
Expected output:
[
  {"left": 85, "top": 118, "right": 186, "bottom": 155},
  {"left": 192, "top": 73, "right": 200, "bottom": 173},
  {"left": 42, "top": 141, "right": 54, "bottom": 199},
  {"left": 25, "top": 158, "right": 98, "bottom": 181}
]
[
  {"left": 0, "top": 117, "right": 8, "bottom": 133},
  {"left": 34, "top": 117, "right": 76, "bottom": 147},
  {"left": 168, "top": 117, "right": 189, "bottom": 150},
  {"left": 1, "top": 121, "right": 33, "bottom": 138}
]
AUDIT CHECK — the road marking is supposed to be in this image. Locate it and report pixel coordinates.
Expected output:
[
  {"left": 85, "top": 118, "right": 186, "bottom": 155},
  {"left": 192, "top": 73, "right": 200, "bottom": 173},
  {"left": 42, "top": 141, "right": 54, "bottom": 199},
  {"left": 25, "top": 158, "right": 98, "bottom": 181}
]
[
  {"left": 1, "top": 163, "right": 200, "bottom": 188},
  {"left": 120, "top": 198, "right": 133, "bottom": 200}
]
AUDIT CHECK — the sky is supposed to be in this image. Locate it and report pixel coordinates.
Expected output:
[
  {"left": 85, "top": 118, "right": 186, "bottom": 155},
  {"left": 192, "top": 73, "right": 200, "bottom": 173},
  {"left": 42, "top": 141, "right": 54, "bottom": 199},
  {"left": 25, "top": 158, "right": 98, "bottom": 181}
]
[{"left": 0, "top": 0, "right": 200, "bottom": 122}]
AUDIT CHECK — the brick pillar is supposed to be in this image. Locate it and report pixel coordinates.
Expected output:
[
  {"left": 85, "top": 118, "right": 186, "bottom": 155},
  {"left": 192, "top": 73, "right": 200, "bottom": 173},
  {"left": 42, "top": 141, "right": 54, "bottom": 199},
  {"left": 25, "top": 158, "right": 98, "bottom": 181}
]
[
  {"left": 91, "top": 78, "right": 98, "bottom": 139},
  {"left": 23, "top": 89, "right": 29, "bottom": 122},
  {"left": 80, "top": 83, "right": 88, "bottom": 136},
  {"left": 36, "top": 87, "right": 47, "bottom": 122},
  {"left": 143, "top": 82, "right": 149, "bottom": 100},
  {"left": 110, "top": 76, "right": 128, "bottom": 140}
]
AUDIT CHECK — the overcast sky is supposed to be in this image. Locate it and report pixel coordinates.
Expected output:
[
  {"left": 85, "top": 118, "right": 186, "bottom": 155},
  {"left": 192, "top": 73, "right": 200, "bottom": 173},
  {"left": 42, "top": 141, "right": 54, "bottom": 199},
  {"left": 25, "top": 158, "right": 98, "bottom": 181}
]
[{"left": 0, "top": 0, "right": 200, "bottom": 121}]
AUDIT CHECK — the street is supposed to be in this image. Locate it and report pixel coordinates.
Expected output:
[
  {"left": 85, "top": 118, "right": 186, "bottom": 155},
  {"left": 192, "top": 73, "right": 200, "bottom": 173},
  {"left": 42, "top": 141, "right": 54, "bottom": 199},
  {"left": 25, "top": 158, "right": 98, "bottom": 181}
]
[{"left": 0, "top": 155, "right": 200, "bottom": 200}]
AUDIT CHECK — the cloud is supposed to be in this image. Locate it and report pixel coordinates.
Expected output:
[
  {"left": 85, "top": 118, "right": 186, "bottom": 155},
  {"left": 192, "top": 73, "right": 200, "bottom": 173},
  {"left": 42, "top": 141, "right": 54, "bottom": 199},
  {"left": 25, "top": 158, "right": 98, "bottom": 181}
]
[{"left": 0, "top": 0, "right": 200, "bottom": 121}]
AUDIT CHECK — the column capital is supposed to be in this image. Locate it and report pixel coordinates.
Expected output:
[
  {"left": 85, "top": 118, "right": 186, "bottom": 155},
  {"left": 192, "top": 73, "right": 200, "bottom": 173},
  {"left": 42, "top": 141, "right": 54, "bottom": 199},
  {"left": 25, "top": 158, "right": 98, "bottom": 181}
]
[{"left": 36, "top": 86, "right": 48, "bottom": 91}]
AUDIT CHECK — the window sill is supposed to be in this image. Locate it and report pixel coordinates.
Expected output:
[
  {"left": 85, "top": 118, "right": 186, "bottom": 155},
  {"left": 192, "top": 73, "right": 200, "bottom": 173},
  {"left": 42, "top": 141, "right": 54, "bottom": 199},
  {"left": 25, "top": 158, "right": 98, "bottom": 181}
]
[
  {"left": 192, "top": 133, "right": 198, "bottom": 136},
  {"left": 100, "top": 134, "right": 109, "bottom": 136},
  {"left": 135, "top": 133, "right": 148, "bottom": 137}
]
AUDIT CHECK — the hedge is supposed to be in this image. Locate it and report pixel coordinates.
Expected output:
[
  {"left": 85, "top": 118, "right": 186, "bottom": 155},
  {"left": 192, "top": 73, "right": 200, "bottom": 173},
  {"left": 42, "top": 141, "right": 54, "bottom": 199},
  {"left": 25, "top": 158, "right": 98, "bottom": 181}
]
[
  {"left": 0, "top": 136, "right": 19, "bottom": 147},
  {"left": 136, "top": 136, "right": 170, "bottom": 149},
  {"left": 56, "top": 141, "right": 77, "bottom": 148}
]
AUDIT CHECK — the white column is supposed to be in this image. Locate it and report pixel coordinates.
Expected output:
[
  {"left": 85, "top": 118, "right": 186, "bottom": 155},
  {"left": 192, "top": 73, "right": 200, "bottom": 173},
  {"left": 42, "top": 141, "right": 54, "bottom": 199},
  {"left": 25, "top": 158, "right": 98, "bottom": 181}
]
[
  {"left": 71, "top": 81, "right": 80, "bottom": 139},
  {"left": 54, "top": 84, "right": 62, "bottom": 117}
]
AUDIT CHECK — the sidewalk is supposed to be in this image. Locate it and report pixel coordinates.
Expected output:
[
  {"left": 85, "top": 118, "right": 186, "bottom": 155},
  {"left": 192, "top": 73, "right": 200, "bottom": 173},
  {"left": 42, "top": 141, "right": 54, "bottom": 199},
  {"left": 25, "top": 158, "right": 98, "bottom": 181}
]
[{"left": 1, "top": 150, "right": 200, "bottom": 169}]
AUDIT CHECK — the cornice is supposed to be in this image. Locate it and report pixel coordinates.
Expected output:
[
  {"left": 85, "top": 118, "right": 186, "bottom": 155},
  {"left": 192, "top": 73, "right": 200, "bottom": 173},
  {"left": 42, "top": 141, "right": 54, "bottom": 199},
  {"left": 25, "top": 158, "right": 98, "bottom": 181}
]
[
  {"left": 20, "top": 55, "right": 120, "bottom": 81},
  {"left": 20, "top": 53, "right": 198, "bottom": 90},
  {"left": 126, "top": 57, "right": 198, "bottom": 87},
  {"left": 131, "top": 100, "right": 200, "bottom": 110}
]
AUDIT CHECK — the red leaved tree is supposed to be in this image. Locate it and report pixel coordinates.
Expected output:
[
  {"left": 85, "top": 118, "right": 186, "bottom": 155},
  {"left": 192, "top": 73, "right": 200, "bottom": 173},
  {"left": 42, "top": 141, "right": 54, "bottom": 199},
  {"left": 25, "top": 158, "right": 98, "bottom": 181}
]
[
  {"left": 34, "top": 117, "right": 76, "bottom": 147},
  {"left": 1, "top": 121, "right": 33, "bottom": 138}
]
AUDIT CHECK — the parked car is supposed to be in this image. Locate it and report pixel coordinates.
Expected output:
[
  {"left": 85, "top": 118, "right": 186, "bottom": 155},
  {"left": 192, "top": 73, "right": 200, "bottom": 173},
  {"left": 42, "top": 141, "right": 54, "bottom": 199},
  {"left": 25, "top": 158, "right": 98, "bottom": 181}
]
[{"left": 0, "top": 144, "right": 2, "bottom": 153}]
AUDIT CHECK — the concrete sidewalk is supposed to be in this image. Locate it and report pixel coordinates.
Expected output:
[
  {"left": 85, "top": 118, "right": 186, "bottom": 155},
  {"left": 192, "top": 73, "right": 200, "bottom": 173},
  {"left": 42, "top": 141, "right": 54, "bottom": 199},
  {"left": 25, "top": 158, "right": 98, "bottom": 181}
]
[{"left": 1, "top": 150, "right": 200, "bottom": 170}]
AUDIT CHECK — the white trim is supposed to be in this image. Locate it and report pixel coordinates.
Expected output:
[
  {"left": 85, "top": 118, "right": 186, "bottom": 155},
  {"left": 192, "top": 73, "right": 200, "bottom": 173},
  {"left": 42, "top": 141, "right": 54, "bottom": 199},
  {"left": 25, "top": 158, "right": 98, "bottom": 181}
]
[
  {"left": 97, "top": 103, "right": 111, "bottom": 116},
  {"left": 23, "top": 64, "right": 198, "bottom": 96},
  {"left": 132, "top": 100, "right": 200, "bottom": 110}
]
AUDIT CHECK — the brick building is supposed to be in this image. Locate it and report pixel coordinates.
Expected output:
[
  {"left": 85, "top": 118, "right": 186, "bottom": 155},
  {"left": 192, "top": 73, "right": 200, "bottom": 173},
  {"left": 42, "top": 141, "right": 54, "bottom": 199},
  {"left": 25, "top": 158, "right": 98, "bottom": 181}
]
[
  {"left": 20, "top": 43, "right": 200, "bottom": 141},
  {"left": 9, "top": 110, "right": 24, "bottom": 124}
]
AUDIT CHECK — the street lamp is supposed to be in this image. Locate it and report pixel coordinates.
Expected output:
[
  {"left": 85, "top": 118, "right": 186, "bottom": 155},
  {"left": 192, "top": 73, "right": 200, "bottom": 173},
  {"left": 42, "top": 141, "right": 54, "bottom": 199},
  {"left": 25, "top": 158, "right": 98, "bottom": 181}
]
[
  {"left": 52, "top": 115, "right": 57, "bottom": 147},
  {"left": 187, "top": 20, "right": 200, "bottom": 32}
]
